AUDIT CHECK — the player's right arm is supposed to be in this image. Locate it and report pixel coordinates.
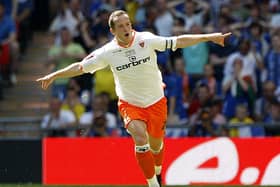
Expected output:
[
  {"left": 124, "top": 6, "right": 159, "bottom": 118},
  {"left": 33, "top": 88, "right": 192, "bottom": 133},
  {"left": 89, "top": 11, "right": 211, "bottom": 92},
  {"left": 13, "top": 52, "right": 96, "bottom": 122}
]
[
  {"left": 37, "top": 47, "right": 108, "bottom": 90},
  {"left": 36, "top": 62, "right": 84, "bottom": 90}
]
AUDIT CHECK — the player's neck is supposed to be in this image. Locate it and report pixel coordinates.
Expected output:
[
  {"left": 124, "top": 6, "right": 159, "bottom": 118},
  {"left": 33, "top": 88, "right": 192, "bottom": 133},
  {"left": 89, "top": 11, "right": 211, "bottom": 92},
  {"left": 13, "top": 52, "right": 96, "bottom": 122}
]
[
  {"left": 117, "top": 38, "right": 129, "bottom": 46},
  {"left": 116, "top": 30, "right": 135, "bottom": 48}
]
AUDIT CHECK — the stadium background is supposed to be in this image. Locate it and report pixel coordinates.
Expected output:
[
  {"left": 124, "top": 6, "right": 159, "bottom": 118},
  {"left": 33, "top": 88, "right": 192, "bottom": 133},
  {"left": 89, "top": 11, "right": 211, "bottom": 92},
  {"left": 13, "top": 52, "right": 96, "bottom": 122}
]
[{"left": 0, "top": 0, "right": 280, "bottom": 186}]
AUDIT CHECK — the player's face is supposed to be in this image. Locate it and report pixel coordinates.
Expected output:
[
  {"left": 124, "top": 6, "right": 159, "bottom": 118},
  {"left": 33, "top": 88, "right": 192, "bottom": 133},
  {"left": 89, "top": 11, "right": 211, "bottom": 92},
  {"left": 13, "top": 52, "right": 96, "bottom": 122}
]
[{"left": 111, "top": 14, "right": 133, "bottom": 45}]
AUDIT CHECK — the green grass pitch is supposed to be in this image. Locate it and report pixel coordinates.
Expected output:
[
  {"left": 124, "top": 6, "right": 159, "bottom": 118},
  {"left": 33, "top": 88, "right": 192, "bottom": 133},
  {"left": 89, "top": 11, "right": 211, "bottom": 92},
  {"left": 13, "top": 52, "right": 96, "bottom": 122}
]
[{"left": 0, "top": 185, "right": 274, "bottom": 187}]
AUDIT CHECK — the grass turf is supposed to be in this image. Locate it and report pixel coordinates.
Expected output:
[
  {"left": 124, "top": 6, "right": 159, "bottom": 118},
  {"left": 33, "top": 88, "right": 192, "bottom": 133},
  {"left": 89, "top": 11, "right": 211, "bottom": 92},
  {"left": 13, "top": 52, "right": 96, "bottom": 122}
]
[{"left": 0, "top": 185, "right": 272, "bottom": 187}]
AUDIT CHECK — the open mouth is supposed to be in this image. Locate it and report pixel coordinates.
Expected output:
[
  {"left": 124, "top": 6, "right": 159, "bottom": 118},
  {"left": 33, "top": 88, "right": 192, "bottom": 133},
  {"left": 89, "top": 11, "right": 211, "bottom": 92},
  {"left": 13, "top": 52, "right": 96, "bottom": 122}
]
[{"left": 125, "top": 33, "right": 129, "bottom": 37}]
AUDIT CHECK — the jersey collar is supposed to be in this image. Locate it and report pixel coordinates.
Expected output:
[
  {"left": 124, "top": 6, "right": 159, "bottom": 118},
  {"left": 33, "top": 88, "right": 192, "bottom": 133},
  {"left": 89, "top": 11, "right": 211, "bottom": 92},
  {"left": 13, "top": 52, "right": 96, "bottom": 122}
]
[{"left": 116, "top": 30, "right": 136, "bottom": 48}]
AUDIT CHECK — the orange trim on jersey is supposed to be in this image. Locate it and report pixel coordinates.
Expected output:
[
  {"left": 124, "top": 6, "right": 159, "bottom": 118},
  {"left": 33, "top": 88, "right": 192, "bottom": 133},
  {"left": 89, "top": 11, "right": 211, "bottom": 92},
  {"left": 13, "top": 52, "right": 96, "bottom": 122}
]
[{"left": 116, "top": 30, "right": 136, "bottom": 48}]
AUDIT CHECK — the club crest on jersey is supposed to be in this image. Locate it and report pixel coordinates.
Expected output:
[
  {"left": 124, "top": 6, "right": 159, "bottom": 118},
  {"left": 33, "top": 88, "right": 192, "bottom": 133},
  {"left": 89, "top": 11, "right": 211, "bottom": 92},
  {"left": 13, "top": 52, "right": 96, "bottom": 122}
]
[{"left": 139, "top": 41, "right": 145, "bottom": 48}]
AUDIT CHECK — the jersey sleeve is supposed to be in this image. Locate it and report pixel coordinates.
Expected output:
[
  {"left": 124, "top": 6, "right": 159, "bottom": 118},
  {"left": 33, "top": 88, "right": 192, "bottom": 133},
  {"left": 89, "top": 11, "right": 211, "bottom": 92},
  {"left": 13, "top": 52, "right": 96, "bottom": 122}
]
[
  {"left": 144, "top": 32, "right": 177, "bottom": 52},
  {"left": 80, "top": 47, "right": 108, "bottom": 74}
]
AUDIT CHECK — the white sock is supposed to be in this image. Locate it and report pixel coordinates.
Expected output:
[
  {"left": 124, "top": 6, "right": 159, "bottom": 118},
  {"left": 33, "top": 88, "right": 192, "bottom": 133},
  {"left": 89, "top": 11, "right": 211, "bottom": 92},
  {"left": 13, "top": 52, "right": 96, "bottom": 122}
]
[
  {"left": 147, "top": 175, "right": 159, "bottom": 187},
  {"left": 155, "top": 165, "right": 162, "bottom": 175}
]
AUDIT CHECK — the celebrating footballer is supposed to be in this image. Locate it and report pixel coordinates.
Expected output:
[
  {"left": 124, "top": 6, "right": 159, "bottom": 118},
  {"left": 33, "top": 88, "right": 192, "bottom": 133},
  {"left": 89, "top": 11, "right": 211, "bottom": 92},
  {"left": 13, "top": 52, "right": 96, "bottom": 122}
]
[{"left": 37, "top": 10, "right": 230, "bottom": 187}]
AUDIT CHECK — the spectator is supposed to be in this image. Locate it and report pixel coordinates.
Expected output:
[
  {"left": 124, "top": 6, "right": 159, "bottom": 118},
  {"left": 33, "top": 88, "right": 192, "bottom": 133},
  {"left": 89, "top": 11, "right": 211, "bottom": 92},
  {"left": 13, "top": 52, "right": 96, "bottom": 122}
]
[
  {"left": 159, "top": 63, "right": 187, "bottom": 125},
  {"left": 41, "top": 96, "right": 76, "bottom": 137},
  {"left": 265, "top": 33, "right": 280, "bottom": 88},
  {"left": 188, "top": 82, "right": 212, "bottom": 117},
  {"left": 254, "top": 81, "right": 277, "bottom": 121},
  {"left": 246, "top": 22, "right": 269, "bottom": 97},
  {"left": 222, "top": 58, "right": 256, "bottom": 118},
  {"left": 124, "top": 0, "right": 139, "bottom": 24},
  {"left": 80, "top": 0, "right": 95, "bottom": 19},
  {"left": 244, "top": 4, "right": 267, "bottom": 27},
  {"left": 210, "top": 97, "right": 227, "bottom": 126},
  {"left": 62, "top": 85, "right": 86, "bottom": 124},
  {"left": 79, "top": 94, "right": 118, "bottom": 134},
  {"left": 84, "top": 0, "right": 118, "bottom": 19},
  {"left": 0, "top": 72, "right": 3, "bottom": 100},
  {"left": 47, "top": 27, "right": 86, "bottom": 98},
  {"left": 154, "top": 0, "right": 174, "bottom": 36},
  {"left": 93, "top": 66, "right": 118, "bottom": 115},
  {"left": 83, "top": 110, "right": 112, "bottom": 137},
  {"left": 134, "top": 0, "right": 154, "bottom": 31},
  {"left": 0, "top": 2, "right": 19, "bottom": 86},
  {"left": 89, "top": 8, "right": 111, "bottom": 48},
  {"left": 182, "top": 24, "right": 209, "bottom": 82},
  {"left": 0, "top": 34, "right": 10, "bottom": 87},
  {"left": 0, "top": 0, "right": 17, "bottom": 18},
  {"left": 229, "top": 0, "right": 251, "bottom": 22},
  {"left": 171, "top": 0, "right": 209, "bottom": 33},
  {"left": 67, "top": 77, "right": 82, "bottom": 96},
  {"left": 198, "top": 63, "right": 217, "bottom": 97},
  {"left": 98, "top": 91, "right": 118, "bottom": 116},
  {"left": 269, "top": 1, "right": 280, "bottom": 32},
  {"left": 49, "top": 0, "right": 84, "bottom": 45},
  {"left": 173, "top": 56, "right": 191, "bottom": 110},
  {"left": 208, "top": 0, "right": 230, "bottom": 21},
  {"left": 205, "top": 3, "right": 240, "bottom": 36},
  {"left": 75, "top": 9, "right": 112, "bottom": 95},
  {"left": 208, "top": 18, "right": 239, "bottom": 95},
  {"left": 163, "top": 57, "right": 190, "bottom": 137},
  {"left": 66, "top": 77, "right": 92, "bottom": 109},
  {"left": 139, "top": 4, "right": 157, "bottom": 33},
  {"left": 67, "top": 0, "right": 84, "bottom": 42},
  {"left": 188, "top": 106, "right": 218, "bottom": 137},
  {"left": 264, "top": 98, "right": 280, "bottom": 136},
  {"left": 188, "top": 83, "right": 213, "bottom": 127},
  {"left": 261, "top": 0, "right": 273, "bottom": 19},
  {"left": 229, "top": 104, "right": 254, "bottom": 137},
  {"left": 15, "top": 0, "right": 33, "bottom": 56},
  {"left": 49, "top": 0, "right": 74, "bottom": 44},
  {"left": 265, "top": 98, "right": 280, "bottom": 124},
  {"left": 246, "top": 21, "right": 269, "bottom": 58},
  {"left": 77, "top": 18, "right": 96, "bottom": 53},
  {"left": 224, "top": 39, "right": 263, "bottom": 90},
  {"left": 216, "top": 3, "right": 237, "bottom": 25}
]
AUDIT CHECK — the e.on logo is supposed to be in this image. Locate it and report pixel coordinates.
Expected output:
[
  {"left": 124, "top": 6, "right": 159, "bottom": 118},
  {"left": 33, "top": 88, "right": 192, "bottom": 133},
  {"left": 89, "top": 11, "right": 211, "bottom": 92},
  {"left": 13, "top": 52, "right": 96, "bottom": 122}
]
[
  {"left": 165, "top": 138, "right": 280, "bottom": 185},
  {"left": 261, "top": 154, "right": 280, "bottom": 185}
]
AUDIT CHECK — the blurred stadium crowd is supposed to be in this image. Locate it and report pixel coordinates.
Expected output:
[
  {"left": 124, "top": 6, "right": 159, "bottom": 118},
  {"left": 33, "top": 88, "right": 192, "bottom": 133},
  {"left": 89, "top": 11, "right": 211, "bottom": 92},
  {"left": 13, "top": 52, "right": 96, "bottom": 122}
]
[
  {"left": 1, "top": 0, "right": 280, "bottom": 138},
  {"left": 0, "top": 0, "right": 33, "bottom": 95}
]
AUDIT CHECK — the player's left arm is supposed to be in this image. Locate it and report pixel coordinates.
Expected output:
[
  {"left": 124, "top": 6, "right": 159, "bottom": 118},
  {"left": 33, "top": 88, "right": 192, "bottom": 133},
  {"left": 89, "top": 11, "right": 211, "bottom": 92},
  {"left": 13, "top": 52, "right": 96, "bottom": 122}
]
[{"left": 176, "top": 32, "right": 231, "bottom": 48}]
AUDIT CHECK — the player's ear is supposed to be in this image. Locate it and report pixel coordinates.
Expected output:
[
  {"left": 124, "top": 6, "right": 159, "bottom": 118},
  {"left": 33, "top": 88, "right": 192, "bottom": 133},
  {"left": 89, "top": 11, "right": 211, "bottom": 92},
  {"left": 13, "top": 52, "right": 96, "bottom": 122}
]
[{"left": 110, "top": 28, "right": 115, "bottom": 36}]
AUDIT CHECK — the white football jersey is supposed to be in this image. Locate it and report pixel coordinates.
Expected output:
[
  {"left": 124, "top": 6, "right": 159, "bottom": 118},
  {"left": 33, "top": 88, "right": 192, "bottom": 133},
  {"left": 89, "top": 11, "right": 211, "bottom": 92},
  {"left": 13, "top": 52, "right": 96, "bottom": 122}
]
[{"left": 81, "top": 31, "right": 177, "bottom": 107}]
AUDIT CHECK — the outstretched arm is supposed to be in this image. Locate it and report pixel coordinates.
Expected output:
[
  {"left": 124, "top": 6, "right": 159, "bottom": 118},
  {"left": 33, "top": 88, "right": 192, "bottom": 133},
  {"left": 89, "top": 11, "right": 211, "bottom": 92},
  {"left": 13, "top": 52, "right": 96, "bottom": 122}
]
[
  {"left": 176, "top": 32, "right": 231, "bottom": 48},
  {"left": 36, "top": 62, "right": 84, "bottom": 90}
]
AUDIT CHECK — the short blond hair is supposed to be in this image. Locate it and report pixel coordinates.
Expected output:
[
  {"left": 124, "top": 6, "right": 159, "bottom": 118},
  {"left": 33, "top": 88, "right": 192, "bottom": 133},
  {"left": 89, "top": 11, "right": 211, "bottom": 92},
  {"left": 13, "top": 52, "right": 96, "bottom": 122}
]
[{"left": 108, "top": 10, "right": 128, "bottom": 29}]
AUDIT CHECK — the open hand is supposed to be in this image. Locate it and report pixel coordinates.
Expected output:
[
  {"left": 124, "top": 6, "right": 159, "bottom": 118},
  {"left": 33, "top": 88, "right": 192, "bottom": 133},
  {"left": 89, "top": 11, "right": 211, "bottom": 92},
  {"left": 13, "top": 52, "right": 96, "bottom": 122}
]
[
  {"left": 212, "top": 32, "right": 232, "bottom": 47},
  {"left": 36, "top": 74, "right": 55, "bottom": 90}
]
